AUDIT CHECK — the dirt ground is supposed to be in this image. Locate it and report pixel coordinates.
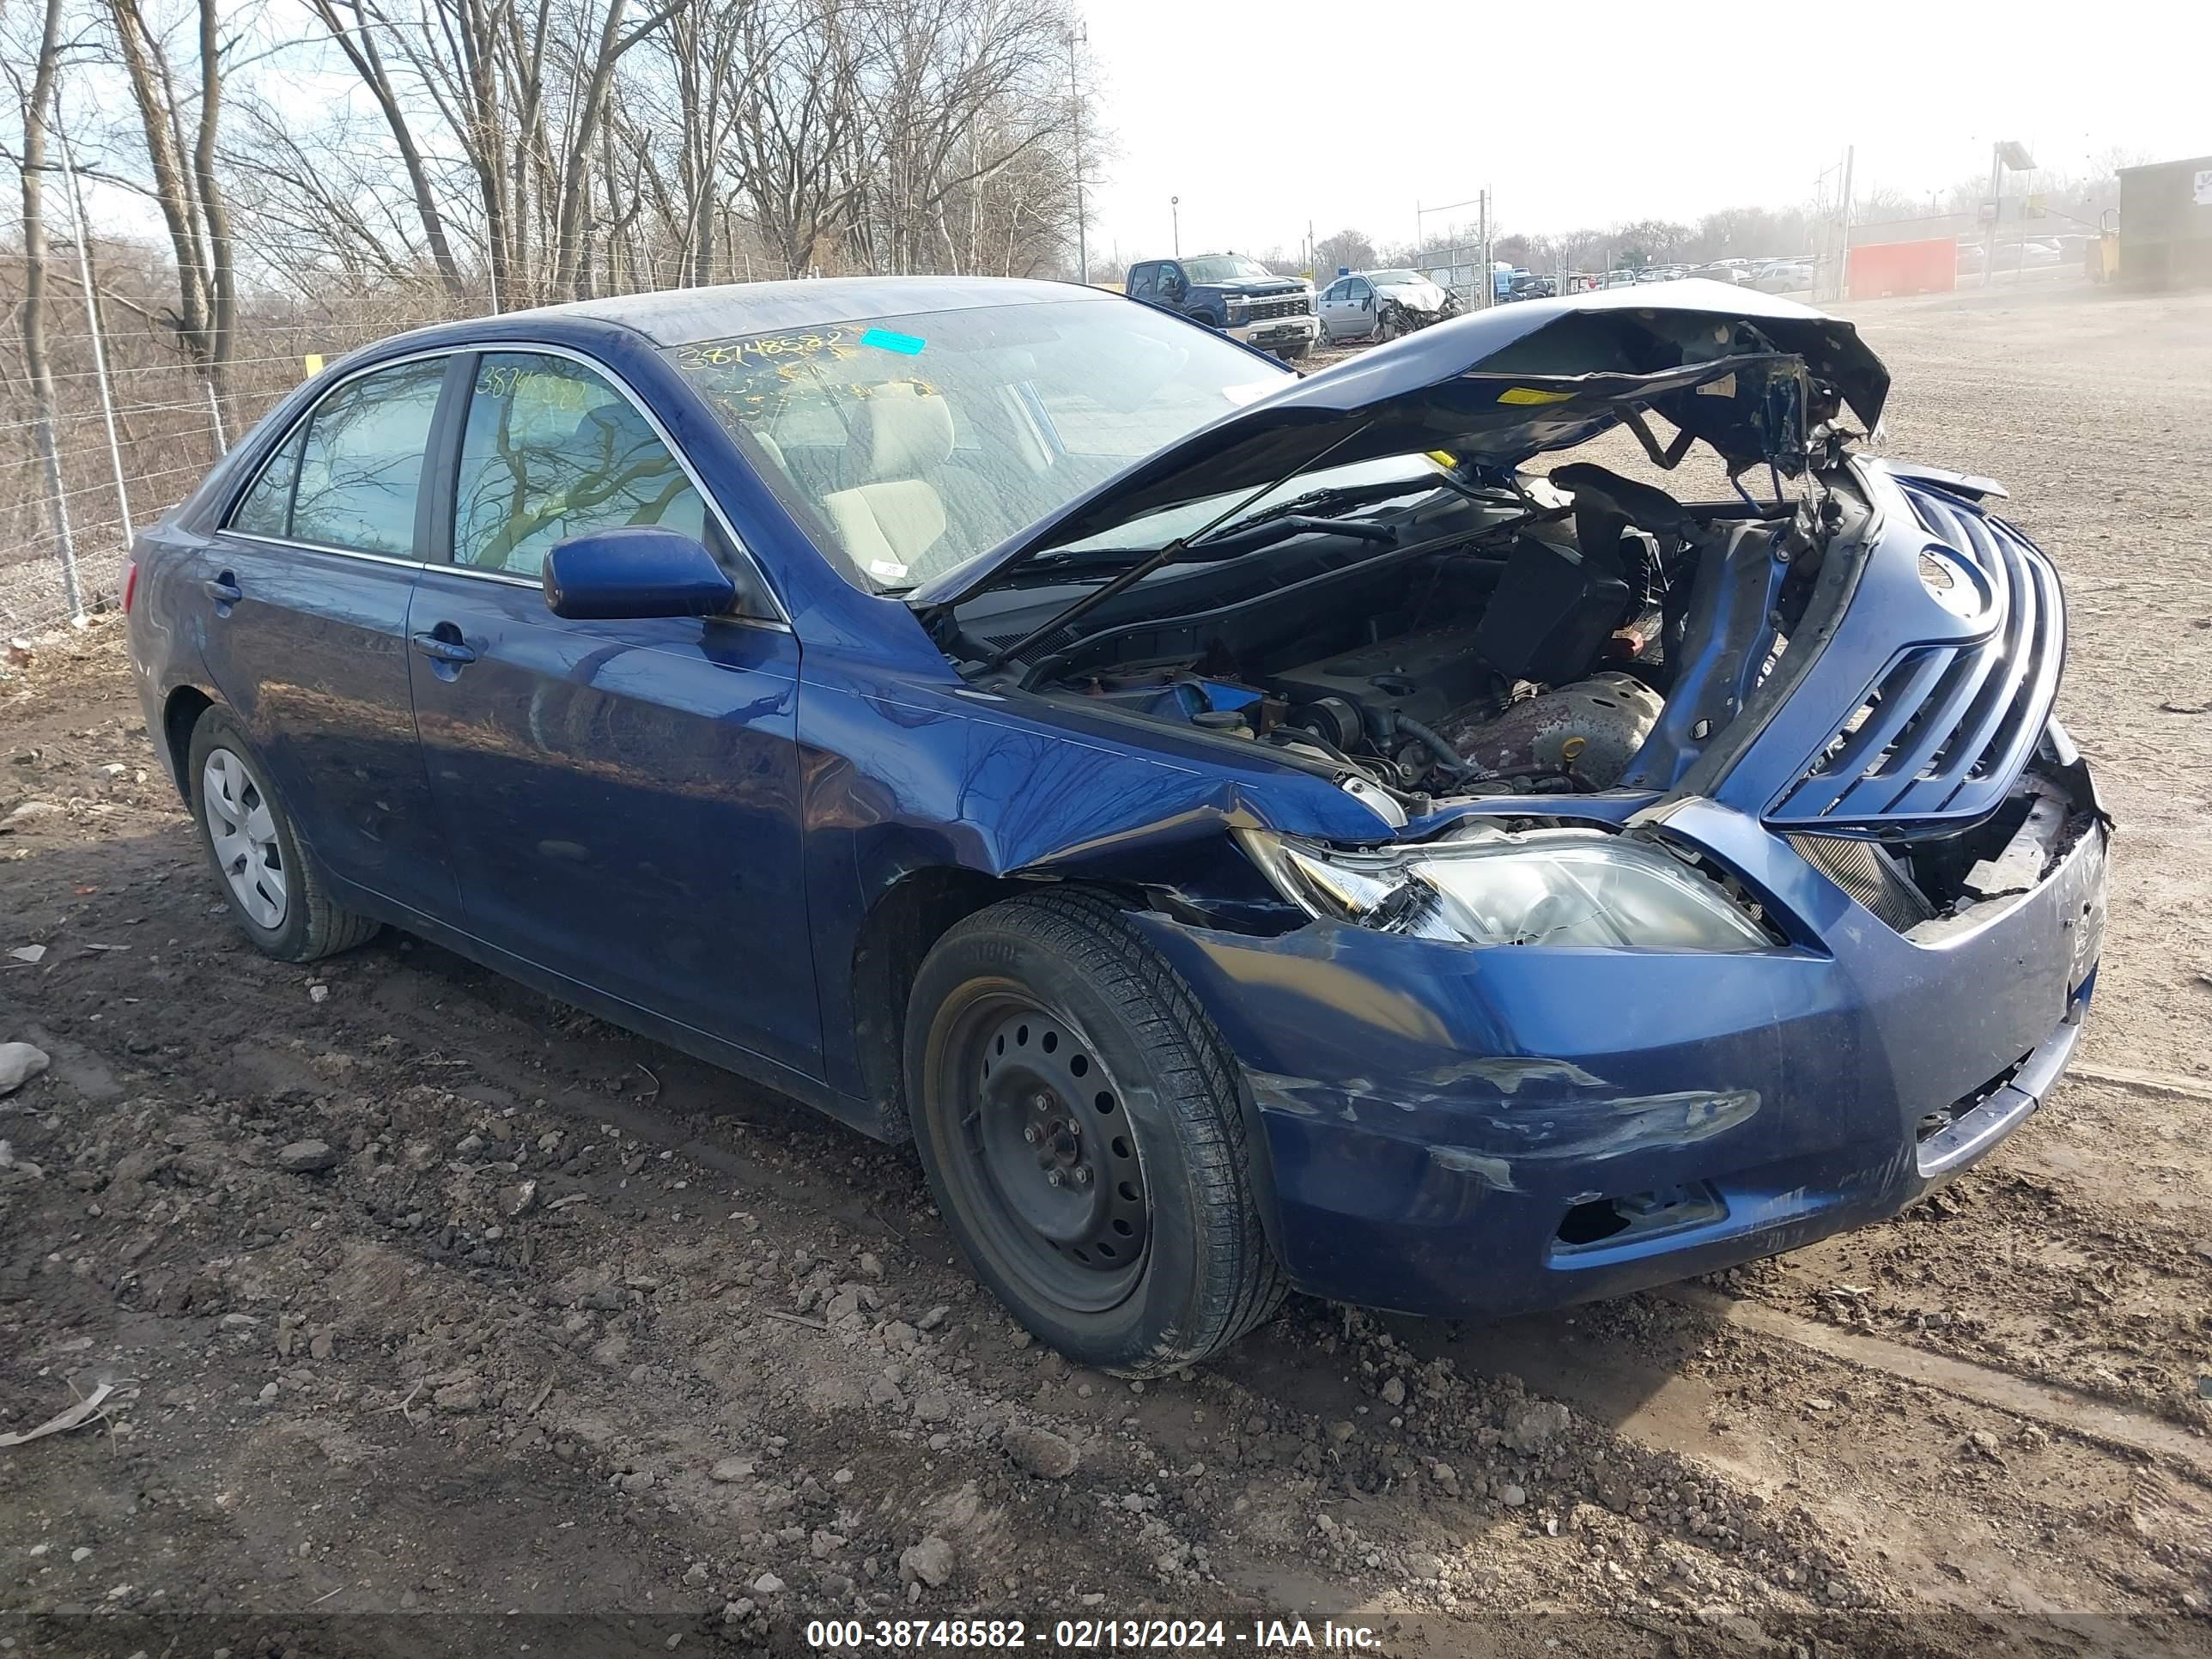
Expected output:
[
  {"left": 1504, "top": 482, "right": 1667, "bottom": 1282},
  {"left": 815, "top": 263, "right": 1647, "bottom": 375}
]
[{"left": 4, "top": 281, "right": 2211, "bottom": 1659}]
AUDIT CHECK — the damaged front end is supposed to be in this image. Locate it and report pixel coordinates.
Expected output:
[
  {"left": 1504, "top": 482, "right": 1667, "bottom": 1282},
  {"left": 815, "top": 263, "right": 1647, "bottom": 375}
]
[{"left": 905, "top": 282, "right": 2106, "bottom": 1320}]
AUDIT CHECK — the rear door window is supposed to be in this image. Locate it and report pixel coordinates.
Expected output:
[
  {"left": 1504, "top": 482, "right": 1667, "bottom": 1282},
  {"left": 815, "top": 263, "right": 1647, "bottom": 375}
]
[
  {"left": 287, "top": 357, "right": 447, "bottom": 556},
  {"left": 452, "top": 351, "right": 707, "bottom": 578}
]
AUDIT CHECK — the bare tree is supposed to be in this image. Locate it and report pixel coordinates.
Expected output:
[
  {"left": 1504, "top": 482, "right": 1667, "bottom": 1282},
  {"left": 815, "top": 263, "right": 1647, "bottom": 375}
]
[{"left": 6, "top": 0, "right": 77, "bottom": 594}]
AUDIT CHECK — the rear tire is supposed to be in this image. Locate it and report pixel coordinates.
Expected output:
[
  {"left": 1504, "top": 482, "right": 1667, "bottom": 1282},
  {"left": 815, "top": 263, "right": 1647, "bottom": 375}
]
[
  {"left": 186, "top": 707, "right": 381, "bottom": 963},
  {"left": 905, "top": 890, "right": 1285, "bottom": 1375}
]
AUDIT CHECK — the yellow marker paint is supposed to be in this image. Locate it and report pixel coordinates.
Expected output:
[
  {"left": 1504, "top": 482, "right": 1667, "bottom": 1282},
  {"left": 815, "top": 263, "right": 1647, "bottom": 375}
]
[
  {"left": 1498, "top": 386, "right": 1575, "bottom": 406},
  {"left": 302, "top": 354, "right": 325, "bottom": 379},
  {"left": 1425, "top": 450, "right": 1457, "bottom": 469}
]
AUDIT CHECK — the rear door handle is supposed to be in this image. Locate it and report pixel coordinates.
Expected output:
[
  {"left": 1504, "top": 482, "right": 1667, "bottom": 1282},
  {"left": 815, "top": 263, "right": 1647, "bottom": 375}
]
[
  {"left": 204, "top": 574, "right": 242, "bottom": 605},
  {"left": 410, "top": 632, "right": 477, "bottom": 665}
]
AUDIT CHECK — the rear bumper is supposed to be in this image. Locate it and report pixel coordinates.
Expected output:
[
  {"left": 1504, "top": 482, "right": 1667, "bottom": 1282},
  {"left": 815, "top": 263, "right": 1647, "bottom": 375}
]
[{"left": 1129, "top": 791, "right": 2108, "bottom": 1321}]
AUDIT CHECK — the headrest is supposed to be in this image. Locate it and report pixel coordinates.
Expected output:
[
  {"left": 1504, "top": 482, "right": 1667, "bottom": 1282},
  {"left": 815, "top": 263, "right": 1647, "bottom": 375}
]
[{"left": 852, "top": 382, "right": 955, "bottom": 482}]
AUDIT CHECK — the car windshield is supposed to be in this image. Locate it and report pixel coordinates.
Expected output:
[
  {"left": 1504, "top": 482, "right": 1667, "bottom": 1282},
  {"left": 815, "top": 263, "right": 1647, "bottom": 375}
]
[
  {"left": 1369, "top": 270, "right": 1425, "bottom": 285},
  {"left": 1181, "top": 255, "right": 1273, "bottom": 283},
  {"left": 666, "top": 299, "right": 1291, "bottom": 592},
  {"left": 1050, "top": 453, "right": 1447, "bottom": 556}
]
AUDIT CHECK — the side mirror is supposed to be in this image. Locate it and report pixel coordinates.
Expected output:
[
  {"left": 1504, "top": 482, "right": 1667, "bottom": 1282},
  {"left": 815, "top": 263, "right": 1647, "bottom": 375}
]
[{"left": 542, "top": 526, "right": 738, "bottom": 621}]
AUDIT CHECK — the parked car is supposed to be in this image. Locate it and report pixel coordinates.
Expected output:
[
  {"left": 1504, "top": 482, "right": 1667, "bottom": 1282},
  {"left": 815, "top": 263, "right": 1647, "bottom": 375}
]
[
  {"left": 127, "top": 277, "right": 2106, "bottom": 1374},
  {"left": 1127, "top": 253, "right": 1318, "bottom": 360},
  {"left": 1753, "top": 260, "right": 1814, "bottom": 293},
  {"left": 1317, "top": 268, "right": 1462, "bottom": 343},
  {"left": 1504, "top": 273, "right": 1558, "bottom": 302},
  {"left": 1690, "top": 261, "right": 1753, "bottom": 285}
]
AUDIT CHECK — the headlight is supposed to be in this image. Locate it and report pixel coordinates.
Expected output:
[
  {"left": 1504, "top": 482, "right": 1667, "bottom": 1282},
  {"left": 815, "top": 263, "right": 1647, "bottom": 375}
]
[{"left": 1234, "top": 823, "right": 1773, "bottom": 951}]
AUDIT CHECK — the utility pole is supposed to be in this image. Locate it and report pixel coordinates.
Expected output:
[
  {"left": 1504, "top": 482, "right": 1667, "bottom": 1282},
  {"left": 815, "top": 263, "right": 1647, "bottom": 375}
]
[
  {"left": 1066, "top": 24, "right": 1087, "bottom": 284},
  {"left": 1837, "top": 143, "right": 1855, "bottom": 303}
]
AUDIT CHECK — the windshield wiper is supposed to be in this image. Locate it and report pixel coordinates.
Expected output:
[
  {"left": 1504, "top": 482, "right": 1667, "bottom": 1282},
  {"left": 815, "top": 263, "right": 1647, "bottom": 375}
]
[
  {"left": 979, "top": 421, "right": 1377, "bottom": 672},
  {"left": 1021, "top": 508, "right": 1395, "bottom": 574}
]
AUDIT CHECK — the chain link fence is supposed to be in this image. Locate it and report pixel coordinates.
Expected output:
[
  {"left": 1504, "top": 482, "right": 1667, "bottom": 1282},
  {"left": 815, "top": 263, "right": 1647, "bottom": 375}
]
[{"left": 1, "top": 202, "right": 503, "bottom": 637}]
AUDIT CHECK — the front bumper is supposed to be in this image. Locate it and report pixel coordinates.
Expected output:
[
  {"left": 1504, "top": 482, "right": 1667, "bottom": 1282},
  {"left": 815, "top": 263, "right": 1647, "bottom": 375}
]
[
  {"left": 1129, "top": 790, "right": 2109, "bottom": 1321},
  {"left": 1227, "top": 313, "right": 1320, "bottom": 349}
]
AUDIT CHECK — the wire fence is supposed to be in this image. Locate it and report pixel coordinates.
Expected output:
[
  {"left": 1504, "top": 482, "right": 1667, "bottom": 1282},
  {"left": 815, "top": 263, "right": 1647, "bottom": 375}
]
[{"left": 0, "top": 168, "right": 854, "bottom": 639}]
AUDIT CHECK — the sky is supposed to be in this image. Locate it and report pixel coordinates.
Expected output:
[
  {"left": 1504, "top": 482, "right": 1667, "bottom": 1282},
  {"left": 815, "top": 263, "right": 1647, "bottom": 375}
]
[{"left": 1069, "top": 0, "right": 2212, "bottom": 264}]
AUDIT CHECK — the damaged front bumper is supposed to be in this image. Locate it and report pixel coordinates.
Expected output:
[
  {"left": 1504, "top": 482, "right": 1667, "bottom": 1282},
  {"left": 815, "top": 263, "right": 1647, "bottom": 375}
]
[{"left": 1126, "top": 772, "right": 2109, "bottom": 1321}]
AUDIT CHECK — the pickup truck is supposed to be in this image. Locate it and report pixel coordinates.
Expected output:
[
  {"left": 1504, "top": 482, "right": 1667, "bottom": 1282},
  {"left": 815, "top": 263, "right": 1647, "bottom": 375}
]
[{"left": 1125, "top": 252, "right": 1319, "bottom": 360}]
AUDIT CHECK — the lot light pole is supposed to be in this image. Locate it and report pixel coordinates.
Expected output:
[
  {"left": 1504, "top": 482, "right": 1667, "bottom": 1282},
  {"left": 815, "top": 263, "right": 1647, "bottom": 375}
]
[
  {"left": 1067, "top": 24, "right": 1087, "bottom": 285},
  {"left": 1170, "top": 196, "right": 1180, "bottom": 258},
  {"left": 1984, "top": 140, "right": 2034, "bottom": 288}
]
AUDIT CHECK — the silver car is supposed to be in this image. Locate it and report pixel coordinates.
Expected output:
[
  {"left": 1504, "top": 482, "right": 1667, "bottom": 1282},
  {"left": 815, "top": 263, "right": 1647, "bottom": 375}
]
[{"left": 1317, "top": 269, "right": 1460, "bottom": 343}]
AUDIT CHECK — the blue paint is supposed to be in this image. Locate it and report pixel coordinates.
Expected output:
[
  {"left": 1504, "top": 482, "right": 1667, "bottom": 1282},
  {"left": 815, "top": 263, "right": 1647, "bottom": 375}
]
[
  {"left": 124, "top": 276, "right": 2106, "bottom": 1330},
  {"left": 859, "top": 326, "right": 927, "bottom": 356}
]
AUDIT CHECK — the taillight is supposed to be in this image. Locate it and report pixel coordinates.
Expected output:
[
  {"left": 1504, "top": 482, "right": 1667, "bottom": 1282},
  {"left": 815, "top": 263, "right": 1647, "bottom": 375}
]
[{"left": 122, "top": 561, "right": 139, "bottom": 615}]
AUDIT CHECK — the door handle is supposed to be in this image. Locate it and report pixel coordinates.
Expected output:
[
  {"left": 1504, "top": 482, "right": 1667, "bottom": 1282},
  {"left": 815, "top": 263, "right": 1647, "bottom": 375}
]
[
  {"left": 410, "top": 631, "right": 477, "bottom": 665},
  {"left": 204, "top": 574, "right": 242, "bottom": 605}
]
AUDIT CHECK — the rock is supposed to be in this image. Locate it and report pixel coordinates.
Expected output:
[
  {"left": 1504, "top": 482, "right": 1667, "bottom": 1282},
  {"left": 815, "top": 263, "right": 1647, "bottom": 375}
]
[
  {"left": 0, "top": 799, "right": 62, "bottom": 831},
  {"left": 900, "top": 1535, "right": 955, "bottom": 1589},
  {"left": 617, "top": 1470, "right": 655, "bottom": 1492},
  {"left": 858, "top": 1252, "right": 884, "bottom": 1278},
  {"left": 824, "top": 1289, "right": 860, "bottom": 1323},
  {"left": 1500, "top": 1484, "right": 1528, "bottom": 1509},
  {"left": 1501, "top": 1398, "right": 1571, "bottom": 1452},
  {"left": 750, "top": 1572, "right": 784, "bottom": 1595},
  {"left": 1379, "top": 1375, "right": 1406, "bottom": 1408},
  {"left": 1404, "top": 1551, "right": 1443, "bottom": 1581},
  {"left": 7, "top": 945, "right": 46, "bottom": 964},
  {"left": 682, "top": 1562, "right": 708, "bottom": 1586},
  {"left": 711, "top": 1456, "right": 757, "bottom": 1483},
  {"left": 916, "top": 1305, "right": 951, "bottom": 1333},
  {"left": 913, "top": 1389, "right": 952, "bottom": 1425},
  {"left": 276, "top": 1139, "right": 338, "bottom": 1174},
  {"left": 500, "top": 1180, "right": 538, "bottom": 1217},
  {"left": 0, "top": 1042, "right": 50, "bottom": 1096},
  {"left": 433, "top": 1378, "right": 483, "bottom": 1413},
  {"left": 1003, "top": 1425, "right": 1079, "bottom": 1480},
  {"left": 1326, "top": 1419, "right": 1355, "bottom": 1444}
]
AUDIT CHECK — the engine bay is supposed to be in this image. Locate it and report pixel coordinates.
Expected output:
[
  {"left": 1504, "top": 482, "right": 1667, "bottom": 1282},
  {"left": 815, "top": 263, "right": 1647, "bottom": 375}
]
[{"left": 954, "top": 459, "right": 1844, "bottom": 806}]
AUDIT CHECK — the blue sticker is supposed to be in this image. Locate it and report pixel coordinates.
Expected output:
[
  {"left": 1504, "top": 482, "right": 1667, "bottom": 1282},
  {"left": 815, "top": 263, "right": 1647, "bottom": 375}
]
[{"left": 859, "top": 327, "right": 927, "bottom": 356}]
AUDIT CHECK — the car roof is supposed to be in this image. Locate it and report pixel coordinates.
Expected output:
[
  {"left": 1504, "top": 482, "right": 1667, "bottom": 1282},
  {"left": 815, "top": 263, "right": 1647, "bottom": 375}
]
[{"left": 422, "top": 276, "right": 1112, "bottom": 350}]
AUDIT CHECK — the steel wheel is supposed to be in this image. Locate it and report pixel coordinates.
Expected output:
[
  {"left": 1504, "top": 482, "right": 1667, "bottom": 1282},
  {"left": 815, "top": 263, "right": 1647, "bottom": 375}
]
[
  {"left": 942, "top": 988, "right": 1150, "bottom": 1315},
  {"left": 201, "top": 746, "right": 287, "bottom": 930}
]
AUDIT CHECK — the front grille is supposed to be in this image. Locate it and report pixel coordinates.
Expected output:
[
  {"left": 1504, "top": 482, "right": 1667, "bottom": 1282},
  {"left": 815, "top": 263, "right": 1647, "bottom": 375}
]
[
  {"left": 1766, "top": 481, "right": 2063, "bottom": 834},
  {"left": 1245, "top": 295, "right": 1310, "bottom": 321}
]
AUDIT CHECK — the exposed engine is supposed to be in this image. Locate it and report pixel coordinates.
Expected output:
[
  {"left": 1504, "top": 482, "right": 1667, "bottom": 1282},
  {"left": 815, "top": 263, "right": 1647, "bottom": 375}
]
[{"left": 1014, "top": 458, "right": 1816, "bottom": 803}]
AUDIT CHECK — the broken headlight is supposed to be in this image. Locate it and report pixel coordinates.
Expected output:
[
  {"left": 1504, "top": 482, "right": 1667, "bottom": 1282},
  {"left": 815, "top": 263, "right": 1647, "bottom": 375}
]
[{"left": 1234, "top": 823, "right": 1772, "bottom": 951}]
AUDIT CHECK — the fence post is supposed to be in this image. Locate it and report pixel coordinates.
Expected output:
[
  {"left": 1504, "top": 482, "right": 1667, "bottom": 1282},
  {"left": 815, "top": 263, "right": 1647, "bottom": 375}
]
[
  {"left": 204, "top": 376, "right": 228, "bottom": 453},
  {"left": 58, "top": 120, "right": 132, "bottom": 547}
]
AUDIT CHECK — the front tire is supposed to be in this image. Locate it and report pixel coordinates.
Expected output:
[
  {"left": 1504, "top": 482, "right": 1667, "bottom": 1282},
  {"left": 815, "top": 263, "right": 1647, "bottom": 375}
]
[
  {"left": 906, "top": 890, "right": 1285, "bottom": 1374},
  {"left": 186, "top": 708, "right": 381, "bottom": 963}
]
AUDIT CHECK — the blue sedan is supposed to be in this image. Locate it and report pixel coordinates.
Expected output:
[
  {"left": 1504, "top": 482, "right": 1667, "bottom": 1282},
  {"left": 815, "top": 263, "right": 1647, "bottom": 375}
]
[{"left": 125, "top": 276, "right": 2107, "bottom": 1373}]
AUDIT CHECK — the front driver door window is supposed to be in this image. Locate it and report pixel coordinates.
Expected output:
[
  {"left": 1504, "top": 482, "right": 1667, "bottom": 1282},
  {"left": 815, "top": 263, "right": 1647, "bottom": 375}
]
[{"left": 406, "top": 349, "right": 819, "bottom": 1077}]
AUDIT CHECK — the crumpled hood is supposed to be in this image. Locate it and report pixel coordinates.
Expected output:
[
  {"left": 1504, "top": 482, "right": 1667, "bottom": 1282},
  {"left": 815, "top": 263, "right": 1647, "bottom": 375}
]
[
  {"left": 1375, "top": 277, "right": 1449, "bottom": 311},
  {"left": 913, "top": 281, "right": 1887, "bottom": 608}
]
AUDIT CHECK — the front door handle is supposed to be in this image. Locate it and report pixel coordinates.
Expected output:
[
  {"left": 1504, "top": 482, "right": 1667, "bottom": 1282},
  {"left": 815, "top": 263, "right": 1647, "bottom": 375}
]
[
  {"left": 204, "top": 574, "right": 242, "bottom": 606},
  {"left": 410, "top": 631, "right": 477, "bottom": 665}
]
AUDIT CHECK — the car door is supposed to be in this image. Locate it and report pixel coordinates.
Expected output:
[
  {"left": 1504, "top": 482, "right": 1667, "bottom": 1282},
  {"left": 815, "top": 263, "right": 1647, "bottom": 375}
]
[
  {"left": 1346, "top": 277, "right": 1375, "bottom": 334},
  {"left": 186, "top": 352, "right": 460, "bottom": 918},
  {"left": 404, "top": 346, "right": 820, "bottom": 1079},
  {"left": 1317, "top": 279, "right": 1350, "bottom": 339}
]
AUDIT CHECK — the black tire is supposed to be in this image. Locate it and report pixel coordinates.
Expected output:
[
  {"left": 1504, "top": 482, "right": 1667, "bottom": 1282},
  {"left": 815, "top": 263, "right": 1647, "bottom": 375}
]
[
  {"left": 1280, "top": 342, "right": 1311, "bottom": 362},
  {"left": 905, "top": 890, "right": 1285, "bottom": 1375},
  {"left": 185, "top": 706, "right": 381, "bottom": 963}
]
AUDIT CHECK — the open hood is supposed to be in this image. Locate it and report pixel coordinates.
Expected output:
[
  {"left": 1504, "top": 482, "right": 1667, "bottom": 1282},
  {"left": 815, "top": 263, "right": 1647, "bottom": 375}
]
[{"left": 911, "top": 281, "right": 1887, "bottom": 608}]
